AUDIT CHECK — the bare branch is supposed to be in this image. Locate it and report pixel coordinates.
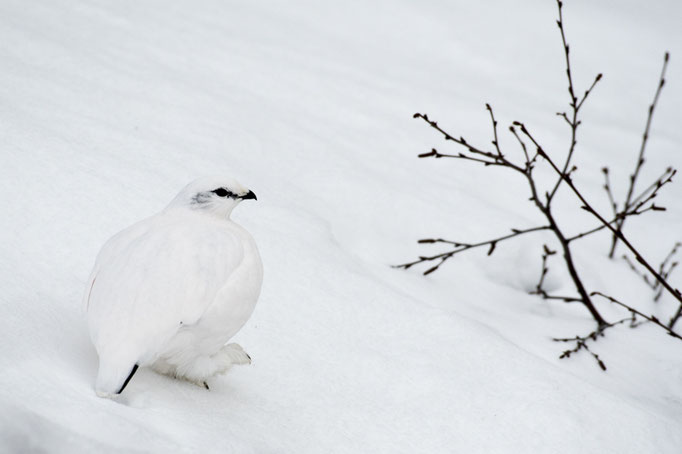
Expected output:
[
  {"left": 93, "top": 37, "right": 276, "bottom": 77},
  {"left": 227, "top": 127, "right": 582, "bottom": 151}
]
[
  {"left": 418, "top": 148, "right": 498, "bottom": 166},
  {"left": 608, "top": 52, "right": 670, "bottom": 257},
  {"left": 546, "top": 0, "right": 602, "bottom": 204},
  {"left": 413, "top": 112, "right": 525, "bottom": 173},
  {"left": 576, "top": 73, "right": 603, "bottom": 110},
  {"left": 622, "top": 254, "right": 655, "bottom": 288},
  {"left": 486, "top": 103, "right": 504, "bottom": 159},
  {"left": 592, "top": 291, "right": 682, "bottom": 341},
  {"left": 535, "top": 142, "right": 682, "bottom": 307},
  {"left": 602, "top": 167, "right": 618, "bottom": 215},
  {"left": 394, "top": 226, "right": 551, "bottom": 274},
  {"left": 509, "top": 125, "right": 533, "bottom": 169},
  {"left": 553, "top": 316, "right": 633, "bottom": 371},
  {"left": 398, "top": 0, "right": 678, "bottom": 370},
  {"left": 670, "top": 304, "right": 682, "bottom": 330},
  {"left": 554, "top": 332, "right": 608, "bottom": 371},
  {"left": 629, "top": 167, "right": 676, "bottom": 208},
  {"left": 623, "top": 242, "right": 682, "bottom": 306},
  {"left": 567, "top": 196, "right": 672, "bottom": 243}
]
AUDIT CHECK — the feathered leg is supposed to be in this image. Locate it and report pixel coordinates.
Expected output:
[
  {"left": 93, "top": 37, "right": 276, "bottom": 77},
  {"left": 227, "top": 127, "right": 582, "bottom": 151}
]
[{"left": 151, "top": 343, "right": 252, "bottom": 388}]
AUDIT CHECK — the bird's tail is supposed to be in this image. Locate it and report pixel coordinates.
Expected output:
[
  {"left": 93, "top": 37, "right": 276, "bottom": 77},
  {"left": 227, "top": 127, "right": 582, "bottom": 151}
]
[{"left": 95, "top": 354, "right": 139, "bottom": 398}]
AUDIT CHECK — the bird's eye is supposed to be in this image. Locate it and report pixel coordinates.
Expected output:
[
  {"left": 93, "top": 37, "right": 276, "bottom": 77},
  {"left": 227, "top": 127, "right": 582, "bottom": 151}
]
[{"left": 211, "top": 188, "right": 230, "bottom": 197}]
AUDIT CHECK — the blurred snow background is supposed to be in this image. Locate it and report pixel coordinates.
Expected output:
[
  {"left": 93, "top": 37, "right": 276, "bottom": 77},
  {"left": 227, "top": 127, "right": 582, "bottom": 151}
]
[{"left": 1, "top": 0, "right": 681, "bottom": 452}]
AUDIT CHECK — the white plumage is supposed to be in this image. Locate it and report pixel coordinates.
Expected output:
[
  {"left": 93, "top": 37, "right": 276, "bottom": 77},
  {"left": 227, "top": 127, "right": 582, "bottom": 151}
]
[{"left": 85, "top": 176, "right": 263, "bottom": 397}]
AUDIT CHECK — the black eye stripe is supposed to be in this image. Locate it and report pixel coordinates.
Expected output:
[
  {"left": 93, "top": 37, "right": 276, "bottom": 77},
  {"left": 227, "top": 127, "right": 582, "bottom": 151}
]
[{"left": 211, "top": 188, "right": 236, "bottom": 198}]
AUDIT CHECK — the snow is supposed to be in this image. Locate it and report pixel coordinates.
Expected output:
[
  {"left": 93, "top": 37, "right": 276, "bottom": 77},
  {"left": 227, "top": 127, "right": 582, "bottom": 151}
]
[{"left": 1, "top": 0, "right": 682, "bottom": 452}]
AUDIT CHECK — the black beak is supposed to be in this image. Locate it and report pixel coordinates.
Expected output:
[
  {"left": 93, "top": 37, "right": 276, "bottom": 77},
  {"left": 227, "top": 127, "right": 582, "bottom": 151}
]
[{"left": 240, "top": 190, "right": 257, "bottom": 201}]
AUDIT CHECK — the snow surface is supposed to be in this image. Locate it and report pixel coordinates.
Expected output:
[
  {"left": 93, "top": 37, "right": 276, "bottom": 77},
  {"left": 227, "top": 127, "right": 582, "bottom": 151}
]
[{"left": 1, "top": 0, "right": 682, "bottom": 452}]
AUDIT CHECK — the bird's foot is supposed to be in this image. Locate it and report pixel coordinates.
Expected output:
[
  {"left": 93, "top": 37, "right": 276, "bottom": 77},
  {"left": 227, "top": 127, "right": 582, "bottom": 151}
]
[
  {"left": 219, "top": 343, "right": 252, "bottom": 366},
  {"left": 203, "top": 381, "right": 210, "bottom": 390}
]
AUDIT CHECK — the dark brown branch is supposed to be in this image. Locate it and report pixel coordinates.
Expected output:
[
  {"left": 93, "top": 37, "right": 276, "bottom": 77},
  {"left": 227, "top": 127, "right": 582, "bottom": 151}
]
[
  {"left": 567, "top": 201, "right": 668, "bottom": 243},
  {"left": 546, "top": 0, "right": 602, "bottom": 204},
  {"left": 541, "top": 295, "right": 583, "bottom": 303},
  {"left": 399, "top": 0, "right": 677, "bottom": 369},
  {"left": 418, "top": 148, "right": 498, "bottom": 166},
  {"left": 576, "top": 73, "right": 603, "bottom": 110},
  {"left": 660, "top": 243, "right": 681, "bottom": 306},
  {"left": 623, "top": 242, "right": 681, "bottom": 304},
  {"left": 394, "top": 225, "right": 551, "bottom": 274},
  {"left": 530, "top": 245, "right": 581, "bottom": 302},
  {"left": 414, "top": 102, "right": 610, "bottom": 326},
  {"left": 554, "top": 329, "right": 608, "bottom": 371},
  {"left": 531, "top": 244, "right": 555, "bottom": 296},
  {"left": 486, "top": 103, "right": 504, "bottom": 159},
  {"left": 622, "top": 254, "right": 656, "bottom": 288},
  {"left": 670, "top": 304, "right": 682, "bottom": 330},
  {"left": 592, "top": 291, "right": 682, "bottom": 341},
  {"left": 413, "top": 113, "right": 525, "bottom": 173},
  {"left": 565, "top": 202, "right": 654, "bottom": 243},
  {"left": 509, "top": 125, "right": 532, "bottom": 167},
  {"left": 530, "top": 133, "right": 682, "bottom": 308},
  {"left": 602, "top": 167, "right": 618, "bottom": 215},
  {"left": 608, "top": 52, "right": 670, "bottom": 258},
  {"left": 511, "top": 121, "right": 606, "bottom": 325},
  {"left": 553, "top": 316, "right": 633, "bottom": 371},
  {"left": 556, "top": 1, "right": 577, "bottom": 108},
  {"left": 566, "top": 224, "right": 608, "bottom": 243},
  {"left": 629, "top": 167, "right": 676, "bottom": 208}
]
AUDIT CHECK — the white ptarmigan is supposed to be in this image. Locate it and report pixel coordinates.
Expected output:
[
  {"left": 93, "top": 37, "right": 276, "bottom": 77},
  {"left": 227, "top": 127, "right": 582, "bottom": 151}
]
[{"left": 85, "top": 176, "right": 263, "bottom": 397}]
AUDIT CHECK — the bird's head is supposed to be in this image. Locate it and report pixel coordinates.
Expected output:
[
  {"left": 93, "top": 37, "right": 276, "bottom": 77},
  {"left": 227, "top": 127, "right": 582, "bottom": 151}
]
[{"left": 167, "top": 176, "right": 257, "bottom": 218}]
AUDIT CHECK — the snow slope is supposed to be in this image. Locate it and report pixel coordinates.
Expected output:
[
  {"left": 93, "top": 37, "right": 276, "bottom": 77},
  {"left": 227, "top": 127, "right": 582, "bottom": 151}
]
[{"left": 1, "top": 0, "right": 681, "bottom": 452}]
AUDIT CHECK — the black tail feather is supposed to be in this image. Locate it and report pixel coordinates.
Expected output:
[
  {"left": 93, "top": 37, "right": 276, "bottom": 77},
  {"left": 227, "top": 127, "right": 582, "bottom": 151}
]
[{"left": 117, "top": 364, "right": 139, "bottom": 394}]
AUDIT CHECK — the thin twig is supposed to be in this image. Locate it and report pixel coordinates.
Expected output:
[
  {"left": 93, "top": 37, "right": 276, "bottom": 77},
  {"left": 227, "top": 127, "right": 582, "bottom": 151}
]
[
  {"left": 524, "top": 127, "right": 682, "bottom": 307},
  {"left": 546, "top": 0, "right": 602, "bottom": 204},
  {"left": 529, "top": 245, "right": 581, "bottom": 302},
  {"left": 418, "top": 148, "right": 499, "bottom": 166},
  {"left": 509, "top": 125, "right": 532, "bottom": 167},
  {"left": 602, "top": 167, "right": 618, "bottom": 215},
  {"left": 592, "top": 291, "right": 682, "bottom": 341},
  {"left": 565, "top": 203, "right": 655, "bottom": 243},
  {"left": 532, "top": 244, "right": 555, "bottom": 295},
  {"left": 395, "top": 225, "right": 551, "bottom": 275},
  {"left": 670, "top": 304, "right": 682, "bottom": 330},
  {"left": 413, "top": 113, "right": 525, "bottom": 173},
  {"left": 486, "top": 103, "right": 504, "bottom": 159},
  {"left": 629, "top": 167, "right": 676, "bottom": 208},
  {"left": 623, "top": 242, "right": 681, "bottom": 303},
  {"left": 553, "top": 315, "right": 635, "bottom": 371},
  {"left": 608, "top": 52, "right": 670, "bottom": 258},
  {"left": 622, "top": 254, "right": 655, "bottom": 288},
  {"left": 399, "top": 0, "right": 678, "bottom": 369}
]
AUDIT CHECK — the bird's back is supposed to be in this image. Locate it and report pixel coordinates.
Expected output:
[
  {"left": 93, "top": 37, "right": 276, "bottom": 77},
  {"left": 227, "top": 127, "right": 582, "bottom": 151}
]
[{"left": 86, "top": 210, "right": 247, "bottom": 390}]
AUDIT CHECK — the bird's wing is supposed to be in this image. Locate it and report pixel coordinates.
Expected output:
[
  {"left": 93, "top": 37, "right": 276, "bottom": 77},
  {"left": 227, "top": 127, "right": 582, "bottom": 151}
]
[{"left": 87, "top": 213, "right": 244, "bottom": 365}]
